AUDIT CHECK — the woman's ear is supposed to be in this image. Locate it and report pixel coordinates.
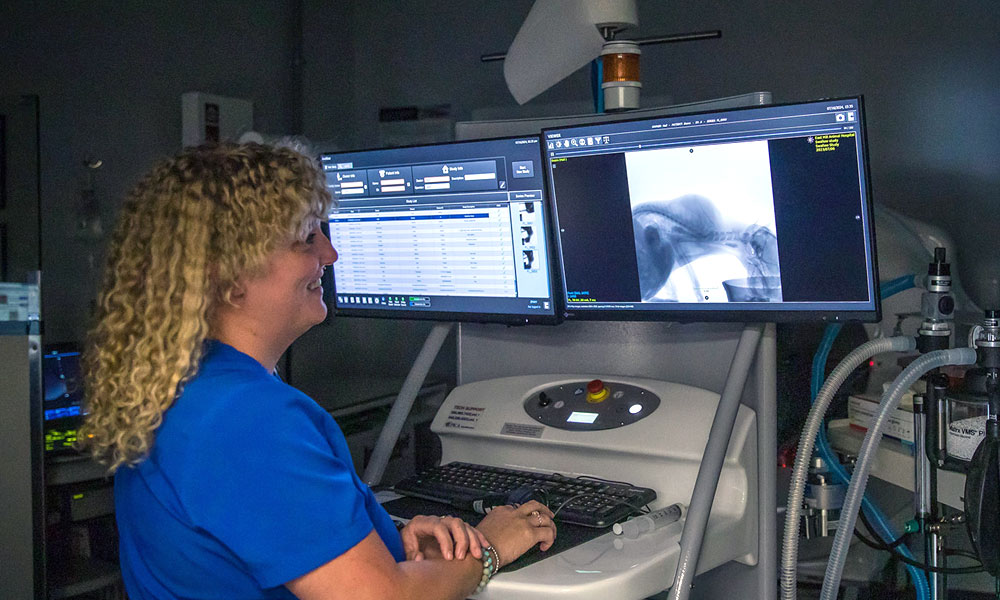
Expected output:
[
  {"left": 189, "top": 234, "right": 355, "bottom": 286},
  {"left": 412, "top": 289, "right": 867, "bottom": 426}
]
[
  {"left": 210, "top": 263, "right": 244, "bottom": 307},
  {"left": 222, "top": 281, "right": 247, "bottom": 308}
]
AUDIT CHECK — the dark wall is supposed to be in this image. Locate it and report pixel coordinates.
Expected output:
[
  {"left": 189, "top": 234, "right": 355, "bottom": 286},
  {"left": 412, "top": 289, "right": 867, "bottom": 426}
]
[{"left": 0, "top": 2, "right": 300, "bottom": 342}]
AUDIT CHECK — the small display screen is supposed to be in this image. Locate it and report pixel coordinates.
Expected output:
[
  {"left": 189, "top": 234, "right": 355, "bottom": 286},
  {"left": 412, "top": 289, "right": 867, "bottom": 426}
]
[
  {"left": 567, "top": 411, "right": 599, "bottom": 424},
  {"left": 42, "top": 349, "right": 83, "bottom": 453}
]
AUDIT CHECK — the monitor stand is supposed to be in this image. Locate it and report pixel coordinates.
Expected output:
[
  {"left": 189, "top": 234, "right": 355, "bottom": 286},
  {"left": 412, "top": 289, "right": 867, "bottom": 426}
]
[{"left": 362, "top": 321, "right": 455, "bottom": 486}]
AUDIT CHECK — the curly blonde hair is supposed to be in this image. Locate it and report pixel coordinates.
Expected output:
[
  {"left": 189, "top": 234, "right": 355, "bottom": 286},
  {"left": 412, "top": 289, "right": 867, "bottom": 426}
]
[{"left": 79, "top": 142, "right": 332, "bottom": 472}]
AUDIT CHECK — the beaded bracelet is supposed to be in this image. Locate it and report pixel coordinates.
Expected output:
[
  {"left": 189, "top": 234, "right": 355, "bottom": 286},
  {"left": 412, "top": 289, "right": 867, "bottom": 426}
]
[
  {"left": 485, "top": 545, "right": 501, "bottom": 575},
  {"left": 474, "top": 546, "right": 495, "bottom": 593}
]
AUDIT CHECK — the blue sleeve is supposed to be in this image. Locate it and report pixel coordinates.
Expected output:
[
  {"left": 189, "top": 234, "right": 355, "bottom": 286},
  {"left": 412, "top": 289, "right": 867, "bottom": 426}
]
[{"left": 178, "top": 382, "right": 376, "bottom": 589}]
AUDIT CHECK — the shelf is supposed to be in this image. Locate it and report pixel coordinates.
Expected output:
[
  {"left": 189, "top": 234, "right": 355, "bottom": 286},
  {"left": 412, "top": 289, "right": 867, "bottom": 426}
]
[
  {"left": 827, "top": 418, "right": 966, "bottom": 509},
  {"left": 48, "top": 556, "right": 121, "bottom": 599},
  {"left": 47, "top": 454, "right": 109, "bottom": 487}
]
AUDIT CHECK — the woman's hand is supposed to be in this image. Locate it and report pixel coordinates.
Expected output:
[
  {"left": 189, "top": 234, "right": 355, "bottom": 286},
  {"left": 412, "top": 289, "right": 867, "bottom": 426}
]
[
  {"left": 474, "top": 501, "right": 557, "bottom": 568},
  {"left": 399, "top": 515, "right": 489, "bottom": 562}
]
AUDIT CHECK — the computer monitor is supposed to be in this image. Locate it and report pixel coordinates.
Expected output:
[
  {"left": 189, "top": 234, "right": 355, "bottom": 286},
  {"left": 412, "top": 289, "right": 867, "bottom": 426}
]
[
  {"left": 42, "top": 346, "right": 84, "bottom": 453},
  {"left": 542, "top": 96, "right": 880, "bottom": 322},
  {"left": 320, "top": 135, "right": 558, "bottom": 324}
]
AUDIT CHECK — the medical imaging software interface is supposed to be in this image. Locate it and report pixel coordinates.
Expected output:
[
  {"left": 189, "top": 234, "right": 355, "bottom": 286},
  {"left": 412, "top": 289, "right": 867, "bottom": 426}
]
[
  {"left": 543, "top": 97, "right": 879, "bottom": 320},
  {"left": 321, "top": 136, "right": 557, "bottom": 323}
]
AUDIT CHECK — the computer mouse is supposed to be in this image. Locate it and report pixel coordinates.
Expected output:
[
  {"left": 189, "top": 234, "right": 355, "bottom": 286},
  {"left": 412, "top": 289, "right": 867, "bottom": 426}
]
[{"left": 506, "top": 485, "right": 548, "bottom": 507}]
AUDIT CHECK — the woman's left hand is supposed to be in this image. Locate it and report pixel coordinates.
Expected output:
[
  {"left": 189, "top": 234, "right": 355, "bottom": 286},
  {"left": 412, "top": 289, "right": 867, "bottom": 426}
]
[{"left": 399, "top": 515, "right": 489, "bottom": 561}]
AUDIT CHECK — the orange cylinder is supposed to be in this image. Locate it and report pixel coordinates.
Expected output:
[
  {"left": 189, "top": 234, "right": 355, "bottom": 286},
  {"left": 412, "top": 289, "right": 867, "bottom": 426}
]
[
  {"left": 602, "top": 50, "right": 640, "bottom": 83},
  {"left": 600, "top": 41, "right": 641, "bottom": 111}
]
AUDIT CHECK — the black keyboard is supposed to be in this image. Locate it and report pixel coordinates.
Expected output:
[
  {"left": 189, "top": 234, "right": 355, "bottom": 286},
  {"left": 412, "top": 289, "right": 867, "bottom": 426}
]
[{"left": 393, "top": 462, "right": 656, "bottom": 528}]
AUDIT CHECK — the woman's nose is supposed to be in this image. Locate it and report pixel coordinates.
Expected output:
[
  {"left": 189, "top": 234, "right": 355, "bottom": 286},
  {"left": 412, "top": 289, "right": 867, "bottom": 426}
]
[{"left": 320, "top": 231, "right": 337, "bottom": 265}]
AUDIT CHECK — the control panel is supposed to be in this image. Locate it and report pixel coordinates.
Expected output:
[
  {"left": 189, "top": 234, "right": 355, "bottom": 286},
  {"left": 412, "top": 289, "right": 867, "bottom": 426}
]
[
  {"left": 428, "top": 374, "right": 759, "bottom": 599},
  {"left": 522, "top": 379, "right": 661, "bottom": 431}
]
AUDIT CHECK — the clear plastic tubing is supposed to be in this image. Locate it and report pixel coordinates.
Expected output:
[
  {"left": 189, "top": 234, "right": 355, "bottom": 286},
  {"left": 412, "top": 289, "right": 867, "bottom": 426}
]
[
  {"left": 780, "top": 335, "right": 916, "bottom": 600},
  {"left": 820, "top": 347, "right": 977, "bottom": 600}
]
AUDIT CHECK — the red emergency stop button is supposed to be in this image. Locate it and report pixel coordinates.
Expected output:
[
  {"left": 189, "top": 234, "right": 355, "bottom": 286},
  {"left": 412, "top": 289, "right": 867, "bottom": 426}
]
[{"left": 586, "top": 379, "right": 609, "bottom": 403}]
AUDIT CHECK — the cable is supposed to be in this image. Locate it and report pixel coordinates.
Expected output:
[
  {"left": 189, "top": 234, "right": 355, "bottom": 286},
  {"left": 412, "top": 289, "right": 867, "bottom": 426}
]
[
  {"left": 544, "top": 473, "right": 654, "bottom": 519},
  {"left": 852, "top": 531, "right": 984, "bottom": 575},
  {"left": 854, "top": 527, "right": 906, "bottom": 552},
  {"left": 854, "top": 521, "right": 910, "bottom": 550},
  {"left": 590, "top": 58, "right": 605, "bottom": 113},
  {"left": 856, "top": 508, "right": 909, "bottom": 550},
  {"left": 943, "top": 549, "right": 980, "bottom": 562},
  {"left": 574, "top": 474, "right": 639, "bottom": 487},
  {"left": 858, "top": 540, "right": 984, "bottom": 574},
  {"left": 855, "top": 509, "right": 986, "bottom": 574},
  {"left": 549, "top": 492, "right": 650, "bottom": 520}
]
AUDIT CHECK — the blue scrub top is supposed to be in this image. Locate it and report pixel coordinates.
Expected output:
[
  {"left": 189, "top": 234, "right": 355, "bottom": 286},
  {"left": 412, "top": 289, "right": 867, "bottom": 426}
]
[{"left": 115, "top": 340, "right": 405, "bottom": 599}]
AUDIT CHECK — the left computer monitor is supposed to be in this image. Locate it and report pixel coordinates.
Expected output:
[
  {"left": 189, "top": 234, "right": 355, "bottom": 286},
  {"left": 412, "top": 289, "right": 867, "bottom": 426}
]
[
  {"left": 320, "top": 136, "right": 559, "bottom": 325},
  {"left": 42, "top": 345, "right": 84, "bottom": 454}
]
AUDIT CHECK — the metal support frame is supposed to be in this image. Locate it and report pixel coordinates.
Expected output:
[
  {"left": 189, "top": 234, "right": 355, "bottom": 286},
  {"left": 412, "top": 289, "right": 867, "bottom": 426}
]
[{"left": 363, "top": 321, "right": 454, "bottom": 486}]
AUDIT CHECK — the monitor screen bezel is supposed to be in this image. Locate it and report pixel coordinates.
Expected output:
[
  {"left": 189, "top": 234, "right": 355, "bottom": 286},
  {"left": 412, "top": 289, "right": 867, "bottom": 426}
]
[
  {"left": 540, "top": 95, "right": 881, "bottom": 324},
  {"left": 320, "top": 134, "right": 563, "bottom": 326}
]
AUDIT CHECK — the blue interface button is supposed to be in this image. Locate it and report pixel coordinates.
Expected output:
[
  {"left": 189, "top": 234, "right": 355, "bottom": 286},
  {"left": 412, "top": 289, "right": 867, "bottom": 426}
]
[{"left": 512, "top": 161, "right": 534, "bottom": 178}]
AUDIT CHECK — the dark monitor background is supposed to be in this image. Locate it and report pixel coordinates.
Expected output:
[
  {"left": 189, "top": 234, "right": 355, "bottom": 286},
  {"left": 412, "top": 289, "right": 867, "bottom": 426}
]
[
  {"left": 320, "top": 136, "right": 559, "bottom": 325},
  {"left": 542, "top": 96, "right": 880, "bottom": 323},
  {"left": 42, "top": 346, "right": 84, "bottom": 453}
]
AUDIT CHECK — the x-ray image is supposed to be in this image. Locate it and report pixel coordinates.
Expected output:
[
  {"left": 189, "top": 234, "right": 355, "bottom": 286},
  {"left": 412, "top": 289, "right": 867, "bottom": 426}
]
[
  {"left": 522, "top": 249, "right": 536, "bottom": 271},
  {"left": 626, "top": 141, "right": 782, "bottom": 303},
  {"left": 521, "top": 226, "right": 534, "bottom": 245}
]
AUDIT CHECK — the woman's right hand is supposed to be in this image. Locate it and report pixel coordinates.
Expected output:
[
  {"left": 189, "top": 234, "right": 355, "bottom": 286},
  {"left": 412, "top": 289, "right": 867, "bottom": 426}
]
[{"left": 474, "top": 501, "right": 557, "bottom": 568}]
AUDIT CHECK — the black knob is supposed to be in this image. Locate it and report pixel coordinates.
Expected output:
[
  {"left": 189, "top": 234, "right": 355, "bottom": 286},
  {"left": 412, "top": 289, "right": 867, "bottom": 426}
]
[
  {"left": 939, "top": 296, "right": 955, "bottom": 315},
  {"left": 928, "top": 247, "right": 950, "bottom": 276},
  {"left": 538, "top": 392, "right": 551, "bottom": 407}
]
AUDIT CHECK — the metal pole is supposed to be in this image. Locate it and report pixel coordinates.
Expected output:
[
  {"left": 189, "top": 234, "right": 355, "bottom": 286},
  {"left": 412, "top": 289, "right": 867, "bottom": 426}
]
[
  {"left": 914, "top": 395, "right": 936, "bottom": 599},
  {"left": 363, "top": 322, "right": 454, "bottom": 486},
  {"left": 669, "top": 323, "right": 763, "bottom": 600}
]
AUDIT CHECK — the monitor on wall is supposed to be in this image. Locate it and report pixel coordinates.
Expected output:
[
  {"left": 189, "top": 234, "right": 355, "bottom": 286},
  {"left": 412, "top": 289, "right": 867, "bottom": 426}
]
[
  {"left": 320, "top": 135, "right": 559, "bottom": 325},
  {"left": 542, "top": 96, "right": 880, "bottom": 323}
]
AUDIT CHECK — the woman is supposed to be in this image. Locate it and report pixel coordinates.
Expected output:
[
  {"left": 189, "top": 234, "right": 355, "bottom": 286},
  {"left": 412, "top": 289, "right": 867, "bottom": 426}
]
[{"left": 80, "top": 142, "right": 556, "bottom": 599}]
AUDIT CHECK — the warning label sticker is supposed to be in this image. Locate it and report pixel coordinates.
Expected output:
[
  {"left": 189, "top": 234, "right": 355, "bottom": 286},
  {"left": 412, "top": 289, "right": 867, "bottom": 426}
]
[
  {"left": 444, "top": 405, "right": 484, "bottom": 430},
  {"left": 500, "top": 423, "right": 544, "bottom": 438}
]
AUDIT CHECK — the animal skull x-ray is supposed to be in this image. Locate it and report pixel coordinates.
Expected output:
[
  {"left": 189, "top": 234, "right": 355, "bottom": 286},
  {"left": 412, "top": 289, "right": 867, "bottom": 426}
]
[{"left": 626, "top": 141, "right": 782, "bottom": 303}]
